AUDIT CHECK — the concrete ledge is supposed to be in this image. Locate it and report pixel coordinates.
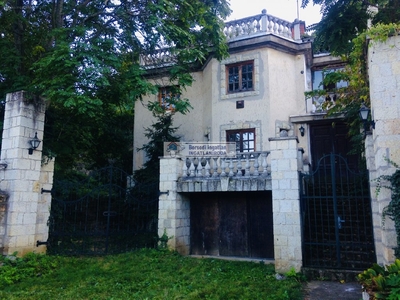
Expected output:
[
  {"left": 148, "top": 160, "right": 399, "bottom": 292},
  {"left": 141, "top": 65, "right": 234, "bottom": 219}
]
[{"left": 177, "top": 177, "right": 272, "bottom": 192}]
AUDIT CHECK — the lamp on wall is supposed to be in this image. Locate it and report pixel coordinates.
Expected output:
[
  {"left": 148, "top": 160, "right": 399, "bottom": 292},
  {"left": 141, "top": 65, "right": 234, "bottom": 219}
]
[
  {"left": 28, "top": 132, "right": 41, "bottom": 155},
  {"left": 204, "top": 127, "right": 211, "bottom": 141},
  {"left": 359, "top": 103, "right": 375, "bottom": 136},
  {"left": 299, "top": 125, "right": 305, "bottom": 137}
]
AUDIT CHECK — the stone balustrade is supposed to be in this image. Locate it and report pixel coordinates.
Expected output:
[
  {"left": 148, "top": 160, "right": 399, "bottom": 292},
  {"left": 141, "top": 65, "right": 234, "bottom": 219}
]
[
  {"left": 140, "top": 10, "right": 298, "bottom": 68},
  {"left": 224, "top": 10, "right": 293, "bottom": 41},
  {"left": 307, "top": 94, "right": 337, "bottom": 114},
  {"left": 181, "top": 151, "right": 270, "bottom": 179},
  {"left": 140, "top": 48, "right": 176, "bottom": 69}
]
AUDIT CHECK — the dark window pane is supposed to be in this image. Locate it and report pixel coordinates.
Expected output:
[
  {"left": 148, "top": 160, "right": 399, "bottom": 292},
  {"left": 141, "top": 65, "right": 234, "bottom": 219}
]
[
  {"left": 226, "top": 129, "right": 255, "bottom": 152},
  {"left": 227, "top": 61, "right": 253, "bottom": 93}
]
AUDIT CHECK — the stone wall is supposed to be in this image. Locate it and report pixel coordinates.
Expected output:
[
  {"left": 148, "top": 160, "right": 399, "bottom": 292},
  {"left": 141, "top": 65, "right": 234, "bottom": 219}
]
[
  {"left": 269, "top": 137, "right": 302, "bottom": 272},
  {"left": 159, "top": 157, "right": 190, "bottom": 254},
  {"left": 0, "top": 91, "right": 53, "bottom": 255},
  {"left": 367, "top": 34, "right": 400, "bottom": 265}
]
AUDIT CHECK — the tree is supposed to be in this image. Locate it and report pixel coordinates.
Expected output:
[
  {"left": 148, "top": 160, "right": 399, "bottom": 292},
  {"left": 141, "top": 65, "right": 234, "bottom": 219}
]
[
  {"left": 302, "top": 0, "right": 400, "bottom": 55},
  {"left": 0, "top": 0, "right": 230, "bottom": 173}
]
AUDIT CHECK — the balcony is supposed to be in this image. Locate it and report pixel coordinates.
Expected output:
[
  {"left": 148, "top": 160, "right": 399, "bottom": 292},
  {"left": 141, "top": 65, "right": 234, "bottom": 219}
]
[
  {"left": 140, "top": 10, "right": 302, "bottom": 69},
  {"left": 224, "top": 9, "right": 295, "bottom": 42},
  {"left": 177, "top": 151, "right": 271, "bottom": 192}
]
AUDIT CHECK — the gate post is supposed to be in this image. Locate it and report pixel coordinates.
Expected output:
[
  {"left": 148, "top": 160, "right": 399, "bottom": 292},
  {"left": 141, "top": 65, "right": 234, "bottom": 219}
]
[
  {"left": 0, "top": 91, "right": 51, "bottom": 256},
  {"left": 269, "top": 136, "right": 302, "bottom": 273},
  {"left": 367, "top": 35, "right": 400, "bottom": 265},
  {"left": 159, "top": 157, "right": 190, "bottom": 254}
]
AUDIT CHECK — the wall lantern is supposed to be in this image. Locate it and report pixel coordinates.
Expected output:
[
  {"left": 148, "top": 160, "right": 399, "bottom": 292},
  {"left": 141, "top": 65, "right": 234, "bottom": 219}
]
[
  {"left": 28, "top": 132, "right": 41, "bottom": 155},
  {"left": 299, "top": 125, "right": 305, "bottom": 137},
  {"left": 359, "top": 103, "right": 375, "bottom": 136}
]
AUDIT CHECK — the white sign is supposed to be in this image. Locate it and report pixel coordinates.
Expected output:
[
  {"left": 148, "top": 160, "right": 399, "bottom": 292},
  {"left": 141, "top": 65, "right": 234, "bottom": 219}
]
[{"left": 164, "top": 142, "right": 236, "bottom": 157}]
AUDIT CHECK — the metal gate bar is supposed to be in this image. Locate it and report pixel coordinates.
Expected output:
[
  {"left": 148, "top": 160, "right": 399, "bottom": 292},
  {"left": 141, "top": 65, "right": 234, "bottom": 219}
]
[
  {"left": 300, "top": 154, "right": 376, "bottom": 270},
  {"left": 48, "top": 165, "right": 159, "bottom": 255}
]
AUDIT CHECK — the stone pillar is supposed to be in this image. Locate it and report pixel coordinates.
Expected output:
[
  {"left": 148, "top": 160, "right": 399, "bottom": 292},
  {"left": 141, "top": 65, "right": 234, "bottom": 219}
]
[
  {"left": 36, "top": 158, "right": 54, "bottom": 253},
  {"left": 0, "top": 91, "right": 47, "bottom": 256},
  {"left": 159, "top": 157, "right": 190, "bottom": 254},
  {"left": 367, "top": 35, "right": 400, "bottom": 265},
  {"left": 269, "top": 136, "right": 302, "bottom": 272}
]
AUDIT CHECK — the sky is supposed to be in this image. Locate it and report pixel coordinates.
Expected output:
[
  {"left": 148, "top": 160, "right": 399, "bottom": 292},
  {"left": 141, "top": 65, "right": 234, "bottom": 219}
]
[{"left": 226, "top": 0, "right": 322, "bottom": 27}]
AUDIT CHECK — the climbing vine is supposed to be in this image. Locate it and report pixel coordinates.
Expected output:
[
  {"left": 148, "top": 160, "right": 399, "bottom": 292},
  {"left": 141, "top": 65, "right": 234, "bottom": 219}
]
[
  {"left": 305, "top": 23, "right": 400, "bottom": 257},
  {"left": 305, "top": 23, "right": 400, "bottom": 138},
  {"left": 376, "top": 161, "right": 400, "bottom": 258}
]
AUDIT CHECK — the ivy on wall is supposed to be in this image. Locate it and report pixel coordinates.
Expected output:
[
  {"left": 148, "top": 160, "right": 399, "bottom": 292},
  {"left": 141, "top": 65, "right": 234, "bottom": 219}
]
[
  {"left": 377, "top": 161, "right": 400, "bottom": 258},
  {"left": 305, "top": 23, "right": 400, "bottom": 258}
]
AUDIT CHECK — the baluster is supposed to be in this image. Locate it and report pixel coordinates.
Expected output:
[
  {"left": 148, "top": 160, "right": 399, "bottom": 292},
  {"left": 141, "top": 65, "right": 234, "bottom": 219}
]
[
  {"left": 189, "top": 157, "right": 196, "bottom": 177},
  {"left": 277, "top": 21, "right": 283, "bottom": 36},
  {"left": 262, "top": 153, "right": 268, "bottom": 175},
  {"left": 220, "top": 158, "right": 227, "bottom": 177},
  {"left": 228, "top": 158, "right": 234, "bottom": 177},
  {"left": 212, "top": 157, "right": 219, "bottom": 177},
  {"left": 235, "top": 24, "right": 240, "bottom": 37},
  {"left": 197, "top": 157, "right": 203, "bottom": 177},
  {"left": 284, "top": 24, "right": 290, "bottom": 38},
  {"left": 237, "top": 155, "right": 243, "bottom": 177},
  {"left": 256, "top": 18, "right": 261, "bottom": 32},
  {"left": 253, "top": 153, "right": 260, "bottom": 176},
  {"left": 248, "top": 19, "right": 255, "bottom": 34},
  {"left": 204, "top": 158, "right": 211, "bottom": 177},
  {"left": 244, "top": 153, "right": 250, "bottom": 176},
  {"left": 267, "top": 17, "right": 273, "bottom": 33},
  {"left": 273, "top": 18, "right": 278, "bottom": 35},
  {"left": 182, "top": 157, "right": 188, "bottom": 177}
]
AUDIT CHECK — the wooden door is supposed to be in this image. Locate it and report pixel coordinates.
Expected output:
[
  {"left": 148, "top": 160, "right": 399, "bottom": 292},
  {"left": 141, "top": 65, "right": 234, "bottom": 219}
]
[{"left": 190, "top": 192, "right": 273, "bottom": 259}]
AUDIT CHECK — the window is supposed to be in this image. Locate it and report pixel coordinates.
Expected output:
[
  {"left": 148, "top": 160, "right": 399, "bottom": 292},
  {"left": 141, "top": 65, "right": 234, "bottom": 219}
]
[
  {"left": 158, "top": 86, "right": 180, "bottom": 110},
  {"left": 226, "top": 129, "right": 255, "bottom": 152},
  {"left": 226, "top": 61, "right": 254, "bottom": 93},
  {"left": 312, "top": 68, "right": 348, "bottom": 91}
]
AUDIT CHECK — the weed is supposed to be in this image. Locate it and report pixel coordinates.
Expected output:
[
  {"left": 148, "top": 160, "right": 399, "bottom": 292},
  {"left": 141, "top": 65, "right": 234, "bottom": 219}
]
[{"left": 0, "top": 249, "right": 304, "bottom": 299}]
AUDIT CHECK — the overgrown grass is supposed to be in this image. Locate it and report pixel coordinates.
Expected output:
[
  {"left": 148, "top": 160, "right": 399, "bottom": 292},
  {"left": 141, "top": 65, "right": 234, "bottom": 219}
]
[{"left": 0, "top": 249, "right": 304, "bottom": 299}]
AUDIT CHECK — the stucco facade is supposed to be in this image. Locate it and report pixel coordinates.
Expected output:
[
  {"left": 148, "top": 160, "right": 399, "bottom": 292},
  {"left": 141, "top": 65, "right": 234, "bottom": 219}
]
[
  {"left": 134, "top": 37, "right": 311, "bottom": 171},
  {"left": 133, "top": 10, "right": 399, "bottom": 273}
]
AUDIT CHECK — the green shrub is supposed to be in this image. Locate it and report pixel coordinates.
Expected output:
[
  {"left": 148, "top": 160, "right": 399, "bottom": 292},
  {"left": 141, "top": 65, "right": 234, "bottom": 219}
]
[
  {"left": 358, "top": 259, "right": 400, "bottom": 299},
  {"left": 0, "top": 252, "right": 59, "bottom": 288}
]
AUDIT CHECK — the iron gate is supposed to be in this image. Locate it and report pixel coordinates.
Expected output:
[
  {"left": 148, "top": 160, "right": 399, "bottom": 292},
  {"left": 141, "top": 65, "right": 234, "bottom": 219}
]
[
  {"left": 47, "top": 165, "right": 159, "bottom": 255},
  {"left": 300, "top": 153, "right": 376, "bottom": 270}
]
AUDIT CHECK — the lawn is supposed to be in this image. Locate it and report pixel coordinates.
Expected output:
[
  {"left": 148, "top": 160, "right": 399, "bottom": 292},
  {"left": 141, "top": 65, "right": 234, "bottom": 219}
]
[{"left": 0, "top": 249, "right": 304, "bottom": 300}]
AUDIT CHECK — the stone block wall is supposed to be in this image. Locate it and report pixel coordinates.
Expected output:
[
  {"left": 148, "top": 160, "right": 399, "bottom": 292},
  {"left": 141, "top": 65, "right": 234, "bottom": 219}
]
[
  {"left": 35, "top": 158, "right": 54, "bottom": 253},
  {"left": 367, "top": 35, "right": 400, "bottom": 265},
  {"left": 159, "top": 157, "right": 190, "bottom": 254},
  {"left": 269, "top": 137, "right": 302, "bottom": 272},
  {"left": 0, "top": 91, "right": 51, "bottom": 256}
]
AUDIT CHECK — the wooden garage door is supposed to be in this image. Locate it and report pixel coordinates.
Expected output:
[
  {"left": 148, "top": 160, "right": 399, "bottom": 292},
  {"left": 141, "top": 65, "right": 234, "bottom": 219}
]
[{"left": 190, "top": 191, "right": 274, "bottom": 259}]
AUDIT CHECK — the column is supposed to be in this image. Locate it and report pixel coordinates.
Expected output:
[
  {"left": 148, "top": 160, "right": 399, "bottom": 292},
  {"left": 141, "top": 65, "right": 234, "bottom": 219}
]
[
  {"left": 269, "top": 136, "right": 302, "bottom": 272},
  {"left": 0, "top": 91, "right": 46, "bottom": 256},
  {"left": 159, "top": 157, "right": 190, "bottom": 254}
]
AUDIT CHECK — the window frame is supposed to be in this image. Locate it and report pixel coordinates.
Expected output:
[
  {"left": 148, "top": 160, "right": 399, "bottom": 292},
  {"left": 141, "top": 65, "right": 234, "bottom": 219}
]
[
  {"left": 158, "top": 86, "right": 180, "bottom": 111},
  {"left": 312, "top": 67, "right": 348, "bottom": 92},
  {"left": 226, "top": 60, "right": 254, "bottom": 94},
  {"left": 226, "top": 128, "right": 256, "bottom": 153}
]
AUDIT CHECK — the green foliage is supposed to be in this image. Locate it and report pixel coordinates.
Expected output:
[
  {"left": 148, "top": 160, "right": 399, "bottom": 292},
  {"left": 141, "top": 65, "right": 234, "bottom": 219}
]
[
  {"left": 358, "top": 259, "right": 400, "bottom": 299},
  {"left": 285, "top": 267, "right": 307, "bottom": 282},
  {"left": 0, "top": 250, "right": 304, "bottom": 300},
  {"left": 157, "top": 229, "right": 173, "bottom": 249},
  {"left": 0, "top": 253, "right": 59, "bottom": 289},
  {"left": 134, "top": 113, "right": 181, "bottom": 183},
  {"left": 305, "top": 23, "right": 400, "bottom": 160},
  {"left": 0, "top": 0, "right": 230, "bottom": 175},
  {"left": 376, "top": 160, "right": 400, "bottom": 258},
  {"left": 301, "top": 0, "right": 400, "bottom": 56}
]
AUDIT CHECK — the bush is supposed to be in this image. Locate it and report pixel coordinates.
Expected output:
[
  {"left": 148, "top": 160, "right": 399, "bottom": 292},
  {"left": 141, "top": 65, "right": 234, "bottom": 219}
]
[
  {"left": 0, "top": 252, "right": 59, "bottom": 288},
  {"left": 358, "top": 259, "right": 400, "bottom": 299}
]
